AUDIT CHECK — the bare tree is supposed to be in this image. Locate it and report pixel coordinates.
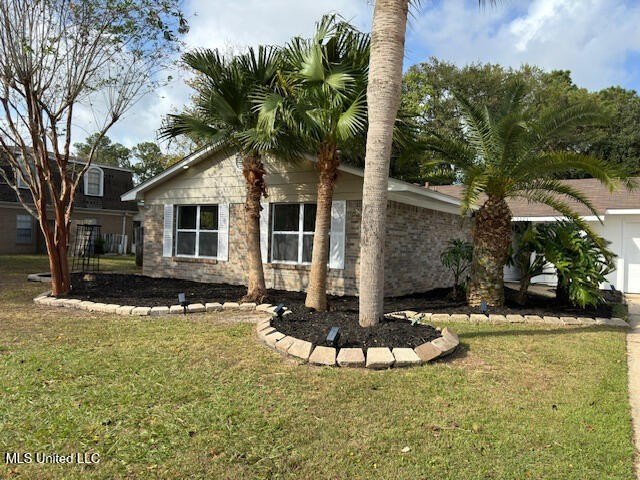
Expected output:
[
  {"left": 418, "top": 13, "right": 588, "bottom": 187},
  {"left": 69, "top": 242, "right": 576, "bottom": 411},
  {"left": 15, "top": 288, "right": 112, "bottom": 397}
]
[{"left": 0, "top": 0, "right": 186, "bottom": 295}]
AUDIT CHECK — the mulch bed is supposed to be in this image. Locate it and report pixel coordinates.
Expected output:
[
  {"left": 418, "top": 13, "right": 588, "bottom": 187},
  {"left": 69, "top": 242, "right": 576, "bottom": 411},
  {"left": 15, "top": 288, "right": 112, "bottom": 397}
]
[
  {"left": 64, "top": 272, "right": 620, "bottom": 351},
  {"left": 271, "top": 313, "right": 441, "bottom": 349},
  {"left": 67, "top": 272, "right": 617, "bottom": 318}
]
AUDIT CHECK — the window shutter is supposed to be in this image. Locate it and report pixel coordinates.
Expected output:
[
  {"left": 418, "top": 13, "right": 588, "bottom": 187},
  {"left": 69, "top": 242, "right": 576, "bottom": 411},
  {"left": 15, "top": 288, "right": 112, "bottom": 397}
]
[
  {"left": 162, "top": 204, "right": 174, "bottom": 257},
  {"left": 260, "top": 201, "right": 269, "bottom": 263},
  {"left": 217, "top": 203, "right": 229, "bottom": 261},
  {"left": 329, "top": 200, "right": 346, "bottom": 269}
]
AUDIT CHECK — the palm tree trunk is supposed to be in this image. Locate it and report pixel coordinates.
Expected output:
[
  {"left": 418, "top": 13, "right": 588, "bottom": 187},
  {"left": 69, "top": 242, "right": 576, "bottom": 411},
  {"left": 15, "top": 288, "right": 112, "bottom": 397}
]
[
  {"left": 241, "top": 154, "right": 268, "bottom": 303},
  {"left": 358, "top": 0, "right": 409, "bottom": 327},
  {"left": 305, "top": 143, "right": 339, "bottom": 311},
  {"left": 467, "top": 196, "right": 512, "bottom": 307},
  {"left": 516, "top": 275, "right": 531, "bottom": 305}
]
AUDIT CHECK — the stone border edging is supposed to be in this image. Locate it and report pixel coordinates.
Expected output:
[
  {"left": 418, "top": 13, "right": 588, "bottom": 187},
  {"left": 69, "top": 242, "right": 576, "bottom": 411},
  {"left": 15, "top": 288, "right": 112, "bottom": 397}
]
[
  {"left": 387, "top": 310, "right": 630, "bottom": 328},
  {"left": 256, "top": 317, "right": 459, "bottom": 369},
  {"left": 33, "top": 291, "right": 287, "bottom": 317}
]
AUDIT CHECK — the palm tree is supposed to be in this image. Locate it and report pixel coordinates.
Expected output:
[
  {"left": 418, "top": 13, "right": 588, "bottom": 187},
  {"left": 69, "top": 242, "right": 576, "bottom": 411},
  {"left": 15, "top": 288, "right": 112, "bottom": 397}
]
[
  {"left": 424, "top": 81, "right": 634, "bottom": 307},
  {"left": 358, "top": 0, "right": 498, "bottom": 326},
  {"left": 255, "top": 15, "right": 369, "bottom": 311},
  {"left": 161, "top": 46, "right": 299, "bottom": 303}
]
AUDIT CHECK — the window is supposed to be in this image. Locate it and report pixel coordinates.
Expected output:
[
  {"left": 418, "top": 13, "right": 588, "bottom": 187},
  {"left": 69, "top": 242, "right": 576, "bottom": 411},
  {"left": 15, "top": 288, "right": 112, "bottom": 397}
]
[
  {"left": 271, "top": 203, "right": 318, "bottom": 264},
  {"left": 84, "top": 167, "right": 104, "bottom": 196},
  {"left": 16, "top": 215, "right": 33, "bottom": 244},
  {"left": 175, "top": 205, "right": 218, "bottom": 258},
  {"left": 15, "top": 154, "right": 32, "bottom": 189}
]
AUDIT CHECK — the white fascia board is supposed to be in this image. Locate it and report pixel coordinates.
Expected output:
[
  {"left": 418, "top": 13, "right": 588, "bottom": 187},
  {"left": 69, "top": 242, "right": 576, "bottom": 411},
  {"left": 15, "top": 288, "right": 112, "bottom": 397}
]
[
  {"left": 337, "top": 163, "right": 464, "bottom": 208},
  {"left": 121, "top": 146, "right": 215, "bottom": 201},
  {"left": 605, "top": 208, "right": 640, "bottom": 215},
  {"left": 512, "top": 215, "right": 602, "bottom": 222}
]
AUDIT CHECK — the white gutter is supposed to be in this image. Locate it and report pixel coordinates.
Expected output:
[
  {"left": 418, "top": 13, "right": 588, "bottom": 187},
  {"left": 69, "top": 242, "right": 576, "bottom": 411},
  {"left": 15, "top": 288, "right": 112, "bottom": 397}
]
[
  {"left": 605, "top": 208, "right": 640, "bottom": 215},
  {"left": 512, "top": 215, "right": 601, "bottom": 222}
]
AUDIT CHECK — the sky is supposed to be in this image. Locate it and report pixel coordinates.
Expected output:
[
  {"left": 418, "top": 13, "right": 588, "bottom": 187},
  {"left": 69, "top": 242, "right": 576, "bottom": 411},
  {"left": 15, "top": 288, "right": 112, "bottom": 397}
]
[{"left": 74, "top": 0, "right": 640, "bottom": 151}]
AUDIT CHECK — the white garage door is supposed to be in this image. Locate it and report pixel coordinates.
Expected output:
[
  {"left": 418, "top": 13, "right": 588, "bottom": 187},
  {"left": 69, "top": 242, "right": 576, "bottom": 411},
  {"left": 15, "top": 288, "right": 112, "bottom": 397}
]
[{"left": 624, "top": 221, "right": 640, "bottom": 293}]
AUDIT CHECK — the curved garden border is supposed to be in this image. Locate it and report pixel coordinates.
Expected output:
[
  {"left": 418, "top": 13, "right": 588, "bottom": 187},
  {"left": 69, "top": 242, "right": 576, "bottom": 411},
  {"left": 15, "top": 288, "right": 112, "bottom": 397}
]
[
  {"left": 32, "top": 291, "right": 282, "bottom": 316},
  {"left": 387, "top": 310, "right": 630, "bottom": 328},
  {"left": 255, "top": 316, "right": 459, "bottom": 369}
]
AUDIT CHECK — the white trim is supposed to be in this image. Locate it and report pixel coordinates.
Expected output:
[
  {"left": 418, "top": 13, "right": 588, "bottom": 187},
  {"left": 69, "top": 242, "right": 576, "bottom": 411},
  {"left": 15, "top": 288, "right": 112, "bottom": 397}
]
[
  {"left": 121, "top": 146, "right": 214, "bottom": 201},
  {"left": 606, "top": 209, "right": 640, "bottom": 215},
  {"left": 512, "top": 215, "right": 601, "bottom": 222},
  {"left": 84, "top": 166, "right": 104, "bottom": 197},
  {"left": 120, "top": 148, "right": 464, "bottom": 213}
]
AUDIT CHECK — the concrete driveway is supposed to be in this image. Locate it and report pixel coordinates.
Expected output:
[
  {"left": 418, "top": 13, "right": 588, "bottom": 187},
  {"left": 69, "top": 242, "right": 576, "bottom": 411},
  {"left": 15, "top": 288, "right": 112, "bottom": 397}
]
[{"left": 627, "top": 294, "right": 640, "bottom": 479}]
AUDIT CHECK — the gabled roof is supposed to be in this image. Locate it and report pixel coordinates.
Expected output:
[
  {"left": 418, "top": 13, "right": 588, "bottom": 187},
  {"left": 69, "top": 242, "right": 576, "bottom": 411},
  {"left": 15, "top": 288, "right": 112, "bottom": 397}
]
[
  {"left": 431, "top": 178, "right": 640, "bottom": 220},
  {"left": 121, "top": 147, "right": 464, "bottom": 210}
]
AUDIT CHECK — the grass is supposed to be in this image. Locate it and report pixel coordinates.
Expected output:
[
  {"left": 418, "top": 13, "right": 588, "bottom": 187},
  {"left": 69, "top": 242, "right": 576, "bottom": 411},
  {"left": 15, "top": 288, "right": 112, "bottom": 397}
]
[{"left": 0, "top": 254, "right": 635, "bottom": 479}]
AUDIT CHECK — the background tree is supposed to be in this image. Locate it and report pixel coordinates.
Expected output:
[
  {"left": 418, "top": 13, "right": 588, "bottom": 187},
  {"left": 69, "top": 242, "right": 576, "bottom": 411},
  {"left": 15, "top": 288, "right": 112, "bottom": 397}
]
[
  {"left": 256, "top": 15, "right": 370, "bottom": 311},
  {"left": 163, "top": 46, "right": 300, "bottom": 303},
  {"left": 74, "top": 133, "right": 132, "bottom": 169},
  {"left": 400, "top": 59, "right": 640, "bottom": 184},
  {"left": 424, "top": 81, "right": 632, "bottom": 307},
  {"left": 0, "top": 0, "right": 186, "bottom": 296},
  {"left": 131, "top": 141, "right": 180, "bottom": 184}
]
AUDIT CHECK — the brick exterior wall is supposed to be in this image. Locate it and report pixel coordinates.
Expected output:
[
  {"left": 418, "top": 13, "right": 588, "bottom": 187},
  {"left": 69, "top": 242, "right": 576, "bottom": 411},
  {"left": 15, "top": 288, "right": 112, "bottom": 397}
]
[{"left": 143, "top": 199, "right": 471, "bottom": 297}]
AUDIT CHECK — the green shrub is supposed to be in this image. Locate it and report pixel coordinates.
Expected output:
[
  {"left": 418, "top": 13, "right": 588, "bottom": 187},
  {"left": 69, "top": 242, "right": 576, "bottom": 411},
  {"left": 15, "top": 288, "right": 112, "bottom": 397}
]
[{"left": 536, "top": 221, "right": 615, "bottom": 308}]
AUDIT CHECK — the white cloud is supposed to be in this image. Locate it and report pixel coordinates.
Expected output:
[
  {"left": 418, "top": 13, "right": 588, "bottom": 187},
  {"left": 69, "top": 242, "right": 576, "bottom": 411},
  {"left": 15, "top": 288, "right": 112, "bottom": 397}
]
[
  {"left": 72, "top": 0, "right": 372, "bottom": 150},
  {"left": 73, "top": 0, "right": 640, "bottom": 149},
  {"left": 409, "top": 0, "right": 640, "bottom": 90}
]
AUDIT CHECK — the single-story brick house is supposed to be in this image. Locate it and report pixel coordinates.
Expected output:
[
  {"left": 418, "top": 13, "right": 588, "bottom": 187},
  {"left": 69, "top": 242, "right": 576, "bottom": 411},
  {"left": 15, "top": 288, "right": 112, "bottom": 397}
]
[
  {"left": 122, "top": 147, "right": 471, "bottom": 297},
  {"left": 433, "top": 178, "right": 640, "bottom": 294}
]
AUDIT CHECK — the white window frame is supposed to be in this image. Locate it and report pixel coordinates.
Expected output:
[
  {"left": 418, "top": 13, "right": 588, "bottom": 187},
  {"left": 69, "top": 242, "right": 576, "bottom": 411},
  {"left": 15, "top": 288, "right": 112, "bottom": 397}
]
[
  {"left": 175, "top": 205, "right": 219, "bottom": 259},
  {"left": 270, "top": 203, "right": 317, "bottom": 265},
  {"left": 16, "top": 214, "right": 33, "bottom": 244},
  {"left": 84, "top": 166, "right": 104, "bottom": 197}
]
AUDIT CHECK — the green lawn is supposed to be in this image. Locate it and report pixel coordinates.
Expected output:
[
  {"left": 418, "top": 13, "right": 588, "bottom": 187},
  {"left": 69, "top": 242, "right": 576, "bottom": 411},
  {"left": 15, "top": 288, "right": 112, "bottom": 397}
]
[{"left": 0, "top": 255, "right": 635, "bottom": 479}]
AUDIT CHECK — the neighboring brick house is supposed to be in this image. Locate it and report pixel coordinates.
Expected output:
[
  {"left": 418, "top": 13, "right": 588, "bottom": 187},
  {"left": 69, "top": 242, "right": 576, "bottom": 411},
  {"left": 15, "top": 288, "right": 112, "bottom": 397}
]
[
  {"left": 432, "top": 179, "right": 640, "bottom": 294},
  {"left": 0, "top": 153, "right": 138, "bottom": 254},
  {"left": 122, "top": 148, "right": 471, "bottom": 297}
]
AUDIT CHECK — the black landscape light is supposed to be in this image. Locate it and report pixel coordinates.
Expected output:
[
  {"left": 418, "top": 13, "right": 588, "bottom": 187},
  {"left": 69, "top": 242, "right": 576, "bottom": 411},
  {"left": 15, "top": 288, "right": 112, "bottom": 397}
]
[
  {"left": 326, "top": 326, "right": 340, "bottom": 347},
  {"left": 178, "top": 292, "right": 187, "bottom": 315},
  {"left": 273, "top": 304, "right": 286, "bottom": 318},
  {"left": 480, "top": 300, "right": 488, "bottom": 314}
]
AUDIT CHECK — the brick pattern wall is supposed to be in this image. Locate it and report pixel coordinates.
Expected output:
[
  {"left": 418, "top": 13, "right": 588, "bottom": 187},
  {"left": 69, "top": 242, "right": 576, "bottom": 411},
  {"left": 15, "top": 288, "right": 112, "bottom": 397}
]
[{"left": 143, "top": 200, "right": 471, "bottom": 297}]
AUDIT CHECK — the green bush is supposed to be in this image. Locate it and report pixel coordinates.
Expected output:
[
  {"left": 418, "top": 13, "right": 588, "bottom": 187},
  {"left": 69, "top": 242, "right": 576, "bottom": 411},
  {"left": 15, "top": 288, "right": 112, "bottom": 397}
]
[{"left": 536, "top": 221, "right": 615, "bottom": 308}]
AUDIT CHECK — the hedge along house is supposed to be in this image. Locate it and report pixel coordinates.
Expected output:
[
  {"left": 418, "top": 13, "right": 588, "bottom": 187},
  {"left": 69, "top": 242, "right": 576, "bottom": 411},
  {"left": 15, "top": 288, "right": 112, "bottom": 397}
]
[
  {"left": 122, "top": 147, "right": 470, "bottom": 297},
  {"left": 433, "top": 178, "right": 640, "bottom": 294}
]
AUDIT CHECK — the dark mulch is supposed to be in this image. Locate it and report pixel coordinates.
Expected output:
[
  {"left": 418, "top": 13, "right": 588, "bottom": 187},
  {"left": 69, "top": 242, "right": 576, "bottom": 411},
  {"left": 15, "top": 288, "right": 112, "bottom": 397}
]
[
  {"left": 271, "top": 312, "right": 441, "bottom": 349},
  {"left": 66, "top": 272, "right": 618, "bottom": 318}
]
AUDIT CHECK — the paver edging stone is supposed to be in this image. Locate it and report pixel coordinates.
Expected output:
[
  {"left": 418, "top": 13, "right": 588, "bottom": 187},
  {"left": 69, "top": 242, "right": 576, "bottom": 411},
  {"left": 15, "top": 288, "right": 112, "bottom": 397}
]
[{"left": 255, "top": 317, "right": 460, "bottom": 369}]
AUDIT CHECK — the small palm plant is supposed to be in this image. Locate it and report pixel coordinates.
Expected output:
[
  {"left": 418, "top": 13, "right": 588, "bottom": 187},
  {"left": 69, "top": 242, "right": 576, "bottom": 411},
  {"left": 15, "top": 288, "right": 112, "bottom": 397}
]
[
  {"left": 254, "top": 15, "right": 370, "bottom": 311},
  {"left": 440, "top": 239, "right": 473, "bottom": 300},
  {"left": 425, "top": 81, "right": 634, "bottom": 307},
  {"left": 161, "top": 46, "right": 301, "bottom": 303}
]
